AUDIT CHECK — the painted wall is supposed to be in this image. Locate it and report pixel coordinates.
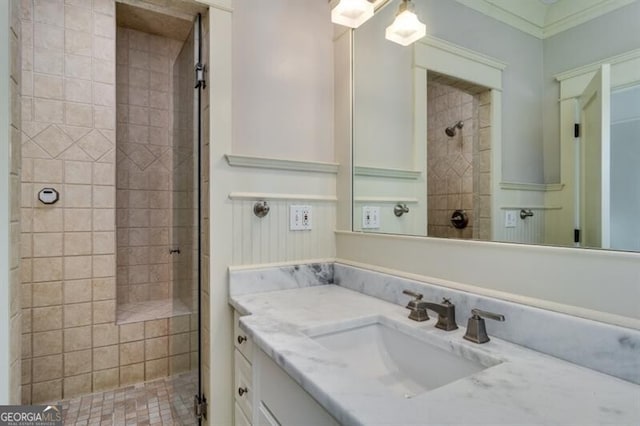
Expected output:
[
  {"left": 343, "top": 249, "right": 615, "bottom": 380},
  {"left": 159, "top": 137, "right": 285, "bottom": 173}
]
[
  {"left": 610, "top": 84, "right": 640, "bottom": 251},
  {"left": 231, "top": 0, "right": 334, "bottom": 162},
  {"left": 0, "top": 0, "right": 22, "bottom": 405},
  {"left": 208, "top": 1, "right": 337, "bottom": 424},
  {"left": 542, "top": 1, "right": 640, "bottom": 183}
]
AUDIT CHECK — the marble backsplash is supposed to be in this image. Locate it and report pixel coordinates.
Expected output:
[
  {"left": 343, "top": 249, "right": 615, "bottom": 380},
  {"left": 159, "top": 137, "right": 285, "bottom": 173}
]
[
  {"left": 229, "top": 262, "right": 333, "bottom": 297},
  {"left": 229, "top": 261, "right": 639, "bottom": 384}
]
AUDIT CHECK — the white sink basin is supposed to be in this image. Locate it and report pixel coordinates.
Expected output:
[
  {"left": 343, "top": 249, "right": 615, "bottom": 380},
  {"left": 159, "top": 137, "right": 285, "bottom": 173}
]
[{"left": 310, "top": 321, "right": 500, "bottom": 398}]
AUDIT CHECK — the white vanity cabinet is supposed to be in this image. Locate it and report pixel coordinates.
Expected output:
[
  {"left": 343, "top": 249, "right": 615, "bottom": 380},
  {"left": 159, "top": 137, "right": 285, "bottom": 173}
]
[{"left": 233, "top": 310, "right": 339, "bottom": 426}]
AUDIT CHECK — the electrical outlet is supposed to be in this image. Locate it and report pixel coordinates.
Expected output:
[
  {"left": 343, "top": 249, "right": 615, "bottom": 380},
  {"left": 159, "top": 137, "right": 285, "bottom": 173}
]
[
  {"left": 505, "top": 210, "right": 517, "bottom": 228},
  {"left": 290, "top": 205, "right": 312, "bottom": 230},
  {"left": 362, "top": 206, "right": 380, "bottom": 229}
]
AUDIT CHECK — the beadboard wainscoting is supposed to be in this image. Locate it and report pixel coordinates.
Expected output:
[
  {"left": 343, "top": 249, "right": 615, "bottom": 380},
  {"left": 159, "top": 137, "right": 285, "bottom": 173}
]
[{"left": 229, "top": 195, "right": 336, "bottom": 265}]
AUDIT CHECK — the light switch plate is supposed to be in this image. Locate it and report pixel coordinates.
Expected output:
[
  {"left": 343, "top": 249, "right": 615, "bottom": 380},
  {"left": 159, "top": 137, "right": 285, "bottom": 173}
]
[
  {"left": 505, "top": 210, "right": 517, "bottom": 228},
  {"left": 362, "top": 206, "right": 380, "bottom": 229},
  {"left": 290, "top": 205, "right": 312, "bottom": 230}
]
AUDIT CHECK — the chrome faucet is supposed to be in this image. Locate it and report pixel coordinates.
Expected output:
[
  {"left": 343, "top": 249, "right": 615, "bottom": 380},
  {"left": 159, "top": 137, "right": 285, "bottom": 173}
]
[
  {"left": 402, "top": 291, "right": 458, "bottom": 330},
  {"left": 463, "top": 309, "right": 505, "bottom": 343},
  {"left": 423, "top": 298, "right": 458, "bottom": 331}
]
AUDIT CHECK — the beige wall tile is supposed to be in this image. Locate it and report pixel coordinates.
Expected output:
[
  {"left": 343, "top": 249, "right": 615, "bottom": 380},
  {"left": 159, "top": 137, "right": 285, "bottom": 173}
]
[
  {"left": 92, "top": 185, "right": 114, "bottom": 208},
  {"left": 94, "top": 106, "right": 115, "bottom": 129},
  {"left": 32, "top": 306, "right": 62, "bottom": 332},
  {"left": 32, "top": 282, "right": 63, "bottom": 307},
  {"left": 93, "top": 232, "right": 114, "bottom": 255},
  {"left": 92, "top": 254, "right": 114, "bottom": 278},
  {"left": 64, "top": 302, "right": 92, "bottom": 328},
  {"left": 64, "top": 161, "right": 92, "bottom": 184},
  {"left": 33, "top": 0, "right": 64, "bottom": 26},
  {"left": 33, "top": 73, "right": 63, "bottom": 100},
  {"left": 144, "top": 336, "right": 167, "bottom": 360},
  {"left": 119, "top": 341, "right": 143, "bottom": 365},
  {"left": 64, "top": 5, "right": 91, "bottom": 33},
  {"left": 34, "top": 99, "right": 64, "bottom": 123},
  {"left": 65, "top": 103, "right": 93, "bottom": 127},
  {"left": 93, "top": 12, "right": 114, "bottom": 39},
  {"left": 31, "top": 257, "right": 63, "bottom": 283},
  {"left": 169, "top": 316, "right": 190, "bottom": 335},
  {"left": 32, "top": 208, "right": 63, "bottom": 233},
  {"left": 93, "top": 209, "right": 114, "bottom": 231},
  {"left": 33, "top": 354, "right": 63, "bottom": 382},
  {"left": 32, "top": 158, "right": 63, "bottom": 183},
  {"left": 144, "top": 358, "right": 167, "bottom": 381},
  {"left": 119, "top": 363, "right": 144, "bottom": 386},
  {"left": 64, "top": 349, "right": 92, "bottom": 377},
  {"left": 62, "top": 208, "right": 91, "bottom": 232},
  {"left": 64, "top": 232, "right": 92, "bottom": 256},
  {"left": 168, "top": 333, "right": 189, "bottom": 356},
  {"left": 93, "top": 163, "right": 114, "bottom": 185},
  {"left": 63, "top": 279, "right": 92, "bottom": 304},
  {"left": 64, "top": 184, "right": 92, "bottom": 208},
  {"left": 93, "top": 345, "right": 118, "bottom": 370},
  {"left": 63, "top": 326, "right": 91, "bottom": 352},
  {"left": 169, "top": 354, "right": 190, "bottom": 375},
  {"left": 32, "top": 330, "right": 63, "bottom": 357},
  {"left": 65, "top": 38, "right": 92, "bottom": 61},
  {"left": 144, "top": 319, "right": 167, "bottom": 339},
  {"left": 63, "top": 373, "right": 91, "bottom": 399},
  {"left": 31, "top": 379, "right": 62, "bottom": 403},
  {"left": 119, "top": 322, "right": 143, "bottom": 343},
  {"left": 92, "top": 300, "right": 115, "bottom": 324},
  {"left": 64, "top": 255, "right": 92, "bottom": 280},
  {"left": 65, "top": 78, "right": 92, "bottom": 104},
  {"left": 34, "top": 23, "right": 64, "bottom": 50},
  {"left": 32, "top": 233, "right": 63, "bottom": 257},
  {"left": 92, "top": 278, "right": 115, "bottom": 301},
  {"left": 93, "top": 323, "right": 118, "bottom": 347},
  {"left": 92, "top": 367, "right": 118, "bottom": 392},
  {"left": 64, "top": 53, "right": 91, "bottom": 79}
]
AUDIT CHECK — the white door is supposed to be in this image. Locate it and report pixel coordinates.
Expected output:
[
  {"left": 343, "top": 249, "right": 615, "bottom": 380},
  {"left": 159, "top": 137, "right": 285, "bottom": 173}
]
[{"left": 579, "top": 64, "right": 611, "bottom": 249}]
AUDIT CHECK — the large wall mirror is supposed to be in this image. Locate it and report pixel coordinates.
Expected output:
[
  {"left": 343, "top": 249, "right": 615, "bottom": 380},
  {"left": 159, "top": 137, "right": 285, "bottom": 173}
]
[{"left": 352, "top": 0, "right": 640, "bottom": 252}]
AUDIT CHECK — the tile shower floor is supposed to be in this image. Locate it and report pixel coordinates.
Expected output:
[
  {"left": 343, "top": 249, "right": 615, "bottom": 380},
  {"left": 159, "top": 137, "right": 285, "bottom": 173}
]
[{"left": 57, "top": 371, "right": 198, "bottom": 425}]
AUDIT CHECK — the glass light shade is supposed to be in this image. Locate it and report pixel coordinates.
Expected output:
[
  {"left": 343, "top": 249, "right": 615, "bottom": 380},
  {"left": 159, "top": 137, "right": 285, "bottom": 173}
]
[
  {"left": 385, "top": 8, "right": 426, "bottom": 46},
  {"left": 331, "top": 0, "right": 374, "bottom": 28}
]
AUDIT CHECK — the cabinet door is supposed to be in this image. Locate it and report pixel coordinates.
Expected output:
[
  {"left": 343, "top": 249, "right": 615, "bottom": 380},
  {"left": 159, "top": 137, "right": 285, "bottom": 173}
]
[
  {"left": 255, "top": 348, "right": 339, "bottom": 426},
  {"left": 235, "top": 402, "right": 252, "bottom": 426},
  {"left": 235, "top": 349, "right": 253, "bottom": 419},
  {"left": 257, "top": 402, "right": 280, "bottom": 426},
  {"left": 234, "top": 310, "right": 254, "bottom": 360}
]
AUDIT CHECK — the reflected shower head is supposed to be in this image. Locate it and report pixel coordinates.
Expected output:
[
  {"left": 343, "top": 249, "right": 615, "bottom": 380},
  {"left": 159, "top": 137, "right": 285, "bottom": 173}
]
[{"left": 445, "top": 121, "right": 464, "bottom": 137}]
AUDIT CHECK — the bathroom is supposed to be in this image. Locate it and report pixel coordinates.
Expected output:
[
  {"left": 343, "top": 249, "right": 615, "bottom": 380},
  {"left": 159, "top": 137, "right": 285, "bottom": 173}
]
[{"left": 0, "top": 0, "right": 639, "bottom": 424}]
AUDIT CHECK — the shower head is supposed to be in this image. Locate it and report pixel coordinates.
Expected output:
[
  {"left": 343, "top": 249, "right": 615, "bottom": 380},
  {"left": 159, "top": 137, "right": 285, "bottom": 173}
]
[{"left": 445, "top": 121, "right": 464, "bottom": 137}]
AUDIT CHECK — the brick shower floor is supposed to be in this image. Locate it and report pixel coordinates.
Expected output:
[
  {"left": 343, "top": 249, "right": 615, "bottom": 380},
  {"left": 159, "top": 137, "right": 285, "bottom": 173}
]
[{"left": 57, "top": 371, "right": 198, "bottom": 425}]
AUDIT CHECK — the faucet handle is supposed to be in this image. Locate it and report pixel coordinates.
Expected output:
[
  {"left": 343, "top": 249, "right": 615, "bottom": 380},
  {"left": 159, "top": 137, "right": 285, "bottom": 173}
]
[
  {"left": 464, "top": 308, "right": 505, "bottom": 344},
  {"left": 402, "top": 290, "right": 429, "bottom": 322},
  {"left": 471, "top": 309, "right": 505, "bottom": 322},
  {"left": 402, "top": 290, "right": 423, "bottom": 300}
]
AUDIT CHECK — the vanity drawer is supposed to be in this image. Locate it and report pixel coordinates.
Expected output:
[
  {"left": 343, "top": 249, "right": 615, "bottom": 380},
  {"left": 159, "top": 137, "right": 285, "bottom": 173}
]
[
  {"left": 235, "top": 349, "right": 253, "bottom": 419},
  {"left": 234, "top": 311, "right": 254, "bottom": 360},
  {"left": 235, "top": 401, "right": 251, "bottom": 426}
]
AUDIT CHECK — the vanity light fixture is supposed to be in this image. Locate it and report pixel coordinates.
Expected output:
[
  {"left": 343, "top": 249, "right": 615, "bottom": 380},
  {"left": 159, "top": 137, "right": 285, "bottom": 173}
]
[
  {"left": 385, "top": 0, "right": 426, "bottom": 46},
  {"left": 331, "top": 0, "right": 375, "bottom": 28}
]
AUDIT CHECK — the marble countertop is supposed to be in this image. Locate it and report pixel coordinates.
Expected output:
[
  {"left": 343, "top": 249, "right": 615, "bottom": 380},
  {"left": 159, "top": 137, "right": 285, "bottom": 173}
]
[{"left": 230, "top": 285, "right": 640, "bottom": 426}]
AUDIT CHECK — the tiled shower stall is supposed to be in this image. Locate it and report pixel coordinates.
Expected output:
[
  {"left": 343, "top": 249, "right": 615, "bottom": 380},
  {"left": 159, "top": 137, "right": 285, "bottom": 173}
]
[
  {"left": 426, "top": 72, "right": 492, "bottom": 240},
  {"left": 19, "top": 0, "right": 206, "bottom": 404}
]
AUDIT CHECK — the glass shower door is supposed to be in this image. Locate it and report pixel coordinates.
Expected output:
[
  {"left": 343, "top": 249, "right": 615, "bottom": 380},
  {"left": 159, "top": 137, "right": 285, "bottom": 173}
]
[{"left": 171, "top": 13, "right": 204, "bottom": 425}]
